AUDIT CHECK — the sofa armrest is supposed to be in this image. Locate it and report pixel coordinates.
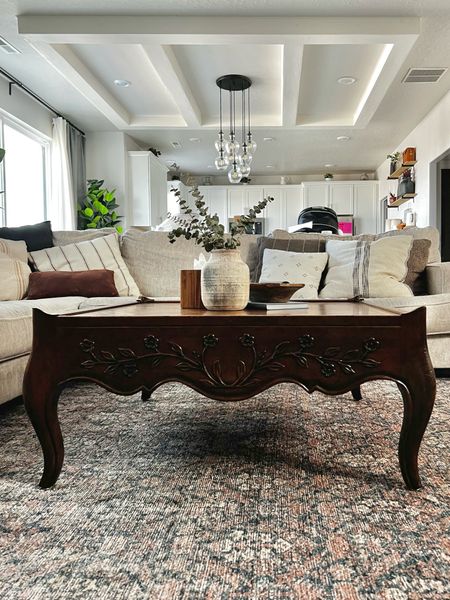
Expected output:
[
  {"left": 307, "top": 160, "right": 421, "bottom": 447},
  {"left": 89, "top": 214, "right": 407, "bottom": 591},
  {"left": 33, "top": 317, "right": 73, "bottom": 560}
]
[{"left": 425, "top": 262, "right": 450, "bottom": 295}]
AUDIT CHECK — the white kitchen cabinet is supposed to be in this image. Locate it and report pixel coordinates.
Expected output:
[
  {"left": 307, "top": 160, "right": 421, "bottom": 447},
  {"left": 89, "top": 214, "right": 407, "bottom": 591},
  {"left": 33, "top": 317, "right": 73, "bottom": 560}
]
[
  {"left": 302, "top": 183, "right": 329, "bottom": 208},
  {"left": 262, "top": 187, "right": 284, "bottom": 234},
  {"left": 284, "top": 186, "right": 303, "bottom": 229},
  {"left": 199, "top": 186, "right": 228, "bottom": 226},
  {"left": 328, "top": 183, "right": 354, "bottom": 215},
  {"left": 128, "top": 151, "right": 169, "bottom": 226},
  {"left": 353, "top": 182, "right": 379, "bottom": 234},
  {"left": 301, "top": 181, "right": 379, "bottom": 234}
]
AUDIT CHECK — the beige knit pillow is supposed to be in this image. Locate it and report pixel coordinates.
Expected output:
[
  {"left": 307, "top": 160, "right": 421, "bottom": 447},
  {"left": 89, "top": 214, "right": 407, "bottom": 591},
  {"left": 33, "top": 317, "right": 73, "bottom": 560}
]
[{"left": 0, "top": 254, "right": 31, "bottom": 300}]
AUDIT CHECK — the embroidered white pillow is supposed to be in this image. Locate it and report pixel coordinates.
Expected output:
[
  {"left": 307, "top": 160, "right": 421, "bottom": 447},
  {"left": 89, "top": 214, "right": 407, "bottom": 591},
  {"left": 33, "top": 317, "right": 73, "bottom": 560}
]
[
  {"left": 0, "top": 254, "right": 31, "bottom": 300},
  {"left": 320, "top": 236, "right": 413, "bottom": 299},
  {"left": 29, "top": 233, "right": 140, "bottom": 297},
  {"left": 259, "top": 249, "right": 329, "bottom": 300}
]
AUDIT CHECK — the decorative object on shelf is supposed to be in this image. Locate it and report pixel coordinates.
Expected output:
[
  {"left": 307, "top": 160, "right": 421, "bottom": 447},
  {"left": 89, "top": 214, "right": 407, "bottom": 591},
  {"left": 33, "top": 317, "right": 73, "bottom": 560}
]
[
  {"left": 202, "top": 176, "right": 212, "bottom": 185},
  {"left": 403, "top": 147, "right": 416, "bottom": 165},
  {"left": 360, "top": 173, "right": 369, "bottom": 180},
  {"left": 77, "top": 179, "right": 123, "bottom": 233},
  {"left": 148, "top": 147, "right": 161, "bottom": 157},
  {"left": 168, "top": 179, "right": 272, "bottom": 310},
  {"left": 240, "top": 177, "right": 251, "bottom": 185},
  {"left": 397, "top": 169, "right": 415, "bottom": 198},
  {"left": 214, "top": 74, "right": 256, "bottom": 184},
  {"left": 249, "top": 282, "right": 304, "bottom": 303},
  {"left": 280, "top": 176, "right": 289, "bottom": 185},
  {"left": 324, "top": 173, "right": 334, "bottom": 181},
  {"left": 387, "top": 151, "right": 402, "bottom": 175}
]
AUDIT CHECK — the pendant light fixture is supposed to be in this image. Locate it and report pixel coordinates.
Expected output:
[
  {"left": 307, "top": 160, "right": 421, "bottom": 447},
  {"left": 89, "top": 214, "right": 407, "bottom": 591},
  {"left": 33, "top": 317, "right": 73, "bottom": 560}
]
[{"left": 214, "top": 74, "right": 256, "bottom": 183}]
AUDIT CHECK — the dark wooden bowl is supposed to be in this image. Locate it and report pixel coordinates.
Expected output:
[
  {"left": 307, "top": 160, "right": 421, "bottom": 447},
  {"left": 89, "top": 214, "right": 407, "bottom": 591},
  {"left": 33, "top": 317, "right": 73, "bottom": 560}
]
[{"left": 249, "top": 282, "right": 305, "bottom": 303}]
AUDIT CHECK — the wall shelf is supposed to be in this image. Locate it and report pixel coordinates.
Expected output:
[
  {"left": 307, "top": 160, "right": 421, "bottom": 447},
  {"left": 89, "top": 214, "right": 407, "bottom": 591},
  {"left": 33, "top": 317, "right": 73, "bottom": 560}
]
[
  {"left": 387, "top": 193, "right": 417, "bottom": 208},
  {"left": 387, "top": 162, "right": 417, "bottom": 179}
]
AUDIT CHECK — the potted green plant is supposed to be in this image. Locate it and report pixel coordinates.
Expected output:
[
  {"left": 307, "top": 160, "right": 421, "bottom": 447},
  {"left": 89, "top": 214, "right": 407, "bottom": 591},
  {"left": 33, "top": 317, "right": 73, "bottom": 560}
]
[
  {"left": 168, "top": 180, "right": 272, "bottom": 310},
  {"left": 78, "top": 179, "right": 123, "bottom": 233},
  {"left": 387, "top": 152, "right": 402, "bottom": 175},
  {"left": 0, "top": 149, "right": 5, "bottom": 163}
]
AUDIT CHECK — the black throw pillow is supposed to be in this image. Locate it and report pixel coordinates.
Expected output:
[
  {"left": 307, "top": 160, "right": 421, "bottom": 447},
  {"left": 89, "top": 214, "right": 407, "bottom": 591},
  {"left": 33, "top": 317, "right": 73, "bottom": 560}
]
[{"left": 0, "top": 220, "right": 53, "bottom": 252}]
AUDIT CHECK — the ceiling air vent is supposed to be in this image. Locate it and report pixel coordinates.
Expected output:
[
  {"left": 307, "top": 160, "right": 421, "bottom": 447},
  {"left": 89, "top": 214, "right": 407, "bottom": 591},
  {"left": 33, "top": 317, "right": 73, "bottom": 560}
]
[
  {"left": 402, "top": 68, "right": 447, "bottom": 83},
  {"left": 171, "top": 141, "right": 182, "bottom": 149},
  {"left": 0, "top": 36, "right": 21, "bottom": 55}
]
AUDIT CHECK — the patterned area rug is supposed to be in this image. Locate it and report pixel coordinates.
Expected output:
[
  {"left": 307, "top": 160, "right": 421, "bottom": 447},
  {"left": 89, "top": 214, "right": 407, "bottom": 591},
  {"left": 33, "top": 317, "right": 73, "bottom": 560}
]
[{"left": 0, "top": 380, "right": 448, "bottom": 599}]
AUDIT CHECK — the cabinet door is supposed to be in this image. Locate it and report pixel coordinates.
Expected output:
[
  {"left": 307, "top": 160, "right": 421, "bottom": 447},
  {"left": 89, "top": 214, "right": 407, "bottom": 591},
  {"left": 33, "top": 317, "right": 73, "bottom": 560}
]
[
  {"left": 262, "top": 188, "right": 284, "bottom": 235},
  {"left": 205, "top": 187, "right": 227, "bottom": 226},
  {"left": 284, "top": 187, "right": 303, "bottom": 229},
  {"left": 228, "top": 189, "right": 245, "bottom": 217},
  {"left": 303, "top": 183, "right": 329, "bottom": 208},
  {"left": 353, "top": 183, "right": 379, "bottom": 234},
  {"left": 329, "top": 183, "right": 354, "bottom": 215}
]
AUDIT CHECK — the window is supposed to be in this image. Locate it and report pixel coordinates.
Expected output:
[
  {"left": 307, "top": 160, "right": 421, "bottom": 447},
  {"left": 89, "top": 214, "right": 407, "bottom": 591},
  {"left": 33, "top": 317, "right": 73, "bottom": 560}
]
[{"left": 0, "top": 119, "right": 49, "bottom": 227}]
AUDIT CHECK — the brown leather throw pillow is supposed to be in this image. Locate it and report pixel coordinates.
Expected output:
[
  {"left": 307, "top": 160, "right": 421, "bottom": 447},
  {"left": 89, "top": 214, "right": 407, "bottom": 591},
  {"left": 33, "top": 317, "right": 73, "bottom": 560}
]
[{"left": 27, "top": 269, "right": 119, "bottom": 299}]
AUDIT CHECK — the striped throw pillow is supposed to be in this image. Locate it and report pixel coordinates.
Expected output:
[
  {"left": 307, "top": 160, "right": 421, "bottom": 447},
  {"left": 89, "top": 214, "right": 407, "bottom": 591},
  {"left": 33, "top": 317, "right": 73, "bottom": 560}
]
[
  {"left": 29, "top": 233, "right": 140, "bottom": 297},
  {"left": 320, "top": 236, "right": 413, "bottom": 299},
  {"left": 0, "top": 254, "right": 31, "bottom": 300},
  {"left": 0, "top": 238, "right": 28, "bottom": 262}
]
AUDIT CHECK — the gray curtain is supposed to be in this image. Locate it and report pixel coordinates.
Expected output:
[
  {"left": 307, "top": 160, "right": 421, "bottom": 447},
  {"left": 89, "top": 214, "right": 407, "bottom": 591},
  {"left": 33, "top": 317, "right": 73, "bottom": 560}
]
[{"left": 67, "top": 124, "right": 86, "bottom": 229}]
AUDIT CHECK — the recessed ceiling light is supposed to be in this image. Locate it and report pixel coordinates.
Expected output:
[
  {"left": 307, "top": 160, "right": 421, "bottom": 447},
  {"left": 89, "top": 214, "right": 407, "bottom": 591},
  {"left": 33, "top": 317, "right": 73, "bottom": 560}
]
[
  {"left": 189, "top": 137, "right": 201, "bottom": 142},
  {"left": 337, "top": 76, "right": 357, "bottom": 85},
  {"left": 337, "top": 136, "right": 351, "bottom": 141},
  {"left": 324, "top": 163, "right": 335, "bottom": 168},
  {"left": 113, "top": 79, "right": 131, "bottom": 87},
  {"left": 265, "top": 165, "right": 274, "bottom": 169},
  {"left": 263, "top": 137, "right": 275, "bottom": 142}
]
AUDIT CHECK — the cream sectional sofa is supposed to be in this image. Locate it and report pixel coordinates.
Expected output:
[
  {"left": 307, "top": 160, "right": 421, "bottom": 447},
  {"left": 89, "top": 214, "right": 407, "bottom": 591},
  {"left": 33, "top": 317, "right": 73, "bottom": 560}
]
[{"left": 0, "top": 226, "right": 449, "bottom": 406}]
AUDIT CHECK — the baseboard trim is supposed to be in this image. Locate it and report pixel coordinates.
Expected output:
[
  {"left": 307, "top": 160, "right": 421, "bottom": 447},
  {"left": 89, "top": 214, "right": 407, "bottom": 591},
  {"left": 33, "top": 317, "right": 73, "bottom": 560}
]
[{"left": 434, "top": 368, "right": 450, "bottom": 378}]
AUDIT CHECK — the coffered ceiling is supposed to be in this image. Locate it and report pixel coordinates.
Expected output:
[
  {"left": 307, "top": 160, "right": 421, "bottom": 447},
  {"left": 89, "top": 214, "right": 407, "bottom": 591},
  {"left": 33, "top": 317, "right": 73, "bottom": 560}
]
[{"left": 0, "top": 1, "right": 449, "bottom": 175}]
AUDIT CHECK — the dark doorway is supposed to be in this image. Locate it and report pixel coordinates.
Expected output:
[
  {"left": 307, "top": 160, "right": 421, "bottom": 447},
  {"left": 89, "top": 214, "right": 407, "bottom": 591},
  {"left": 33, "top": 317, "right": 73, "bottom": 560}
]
[{"left": 442, "top": 169, "right": 450, "bottom": 262}]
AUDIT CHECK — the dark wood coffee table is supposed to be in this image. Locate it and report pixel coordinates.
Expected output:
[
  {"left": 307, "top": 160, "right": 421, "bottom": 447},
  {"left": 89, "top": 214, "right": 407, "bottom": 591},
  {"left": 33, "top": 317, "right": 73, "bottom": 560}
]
[{"left": 23, "top": 301, "right": 435, "bottom": 489}]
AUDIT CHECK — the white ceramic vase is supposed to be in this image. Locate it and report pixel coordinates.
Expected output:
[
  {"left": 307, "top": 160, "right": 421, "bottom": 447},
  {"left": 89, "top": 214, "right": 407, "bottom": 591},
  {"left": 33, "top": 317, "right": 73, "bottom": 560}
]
[{"left": 201, "top": 249, "right": 250, "bottom": 310}]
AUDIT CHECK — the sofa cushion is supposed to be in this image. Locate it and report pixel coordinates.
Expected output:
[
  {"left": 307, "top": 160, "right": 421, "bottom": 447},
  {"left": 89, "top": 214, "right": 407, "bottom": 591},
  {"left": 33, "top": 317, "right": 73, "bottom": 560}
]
[
  {"left": 0, "top": 255, "right": 31, "bottom": 301},
  {"left": 121, "top": 229, "right": 259, "bottom": 298},
  {"left": 320, "top": 236, "right": 413, "bottom": 298},
  {"left": 259, "top": 249, "right": 329, "bottom": 299},
  {"left": 52, "top": 228, "right": 116, "bottom": 247},
  {"left": 256, "top": 235, "right": 429, "bottom": 295},
  {"left": 0, "top": 297, "right": 87, "bottom": 361},
  {"left": 364, "top": 293, "right": 450, "bottom": 336},
  {"left": 0, "top": 220, "right": 53, "bottom": 252},
  {"left": 29, "top": 233, "right": 140, "bottom": 297},
  {"left": 0, "top": 238, "right": 28, "bottom": 262},
  {"left": 272, "top": 226, "right": 440, "bottom": 264},
  {"left": 27, "top": 270, "right": 119, "bottom": 300}
]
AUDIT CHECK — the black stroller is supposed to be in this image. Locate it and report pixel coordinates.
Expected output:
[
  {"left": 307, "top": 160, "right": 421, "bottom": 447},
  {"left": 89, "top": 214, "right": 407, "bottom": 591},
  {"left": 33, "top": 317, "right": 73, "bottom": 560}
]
[{"left": 297, "top": 206, "right": 339, "bottom": 234}]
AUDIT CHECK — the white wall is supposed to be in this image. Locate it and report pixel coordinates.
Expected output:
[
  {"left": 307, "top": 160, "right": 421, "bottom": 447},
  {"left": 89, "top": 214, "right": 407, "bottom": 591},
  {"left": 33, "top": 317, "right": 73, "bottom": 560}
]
[
  {"left": 0, "top": 77, "right": 52, "bottom": 138},
  {"left": 85, "top": 131, "right": 144, "bottom": 228},
  {"left": 376, "top": 90, "right": 450, "bottom": 227}
]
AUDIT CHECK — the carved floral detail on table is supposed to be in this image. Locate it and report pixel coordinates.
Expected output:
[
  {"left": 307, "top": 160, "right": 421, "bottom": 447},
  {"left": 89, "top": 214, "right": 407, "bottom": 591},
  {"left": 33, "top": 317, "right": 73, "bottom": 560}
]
[{"left": 79, "top": 334, "right": 381, "bottom": 387}]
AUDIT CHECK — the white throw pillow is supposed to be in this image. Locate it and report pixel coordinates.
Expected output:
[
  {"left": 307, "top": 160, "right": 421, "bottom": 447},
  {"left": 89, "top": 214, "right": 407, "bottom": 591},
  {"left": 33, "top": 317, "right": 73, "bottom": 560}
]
[
  {"left": 0, "top": 238, "right": 28, "bottom": 262},
  {"left": 320, "top": 236, "right": 413, "bottom": 299},
  {"left": 259, "top": 249, "right": 329, "bottom": 299},
  {"left": 0, "top": 254, "right": 31, "bottom": 300},
  {"left": 29, "top": 233, "right": 140, "bottom": 297}
]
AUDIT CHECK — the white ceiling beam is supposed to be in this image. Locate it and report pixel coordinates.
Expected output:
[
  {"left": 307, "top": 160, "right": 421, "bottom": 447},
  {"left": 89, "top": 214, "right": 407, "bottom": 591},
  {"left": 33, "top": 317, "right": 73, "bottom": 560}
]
[
  {"left": 29, "top": 42, "right": 131, "bottom": 129},
  {"left": 19, "top": 15, "right": 421, "bottom": 44},
  {"left": 140, "top": 45, "right": 202, "bottom": 128},
  {"left": 282, "top": 43, "right": 304, "bottom": 127}
]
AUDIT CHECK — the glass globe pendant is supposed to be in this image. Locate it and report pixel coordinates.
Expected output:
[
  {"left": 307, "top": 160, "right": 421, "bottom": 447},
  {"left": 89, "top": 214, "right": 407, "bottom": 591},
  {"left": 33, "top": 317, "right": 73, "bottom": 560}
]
[
  {"left": 215, "top": 75, "right": 255, "bottom": 178},
  {"left": 228, "top": 160, "right": 242, "bottom": 184}
]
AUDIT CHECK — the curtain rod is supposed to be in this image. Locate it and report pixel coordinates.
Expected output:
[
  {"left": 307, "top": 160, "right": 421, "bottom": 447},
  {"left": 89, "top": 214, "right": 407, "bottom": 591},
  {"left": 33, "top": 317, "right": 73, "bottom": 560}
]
[{"left": 0, "top": 66, "right": 85, "bottom": 136}]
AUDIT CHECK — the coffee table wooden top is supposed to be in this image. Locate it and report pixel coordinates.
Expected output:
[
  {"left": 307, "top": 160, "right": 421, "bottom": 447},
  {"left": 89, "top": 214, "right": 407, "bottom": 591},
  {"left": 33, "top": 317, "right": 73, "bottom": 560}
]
[{"left": 63, "top": 300, "right": 403, "bottom": 326}]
